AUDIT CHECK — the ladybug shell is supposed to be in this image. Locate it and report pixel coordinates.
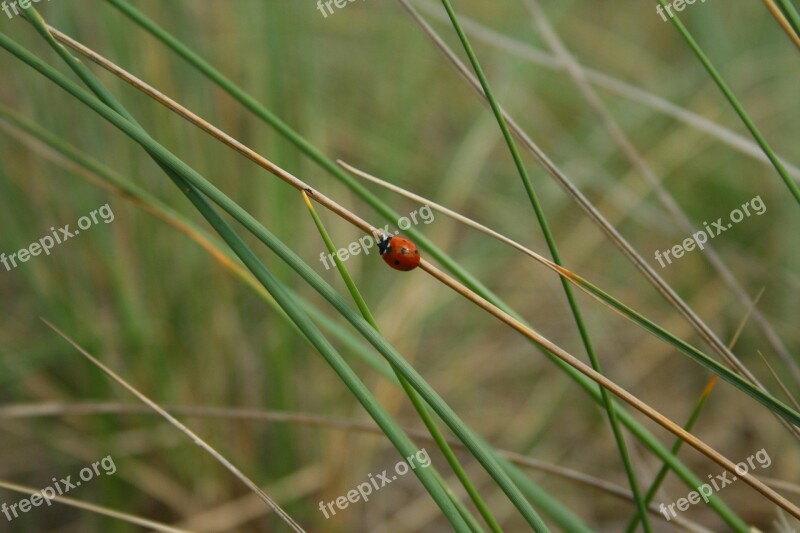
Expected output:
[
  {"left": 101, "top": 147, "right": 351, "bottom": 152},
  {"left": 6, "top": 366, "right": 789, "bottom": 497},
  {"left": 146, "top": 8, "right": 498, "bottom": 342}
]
[{"left": 380, "top": 236, "right": 420, "bottom": 271}]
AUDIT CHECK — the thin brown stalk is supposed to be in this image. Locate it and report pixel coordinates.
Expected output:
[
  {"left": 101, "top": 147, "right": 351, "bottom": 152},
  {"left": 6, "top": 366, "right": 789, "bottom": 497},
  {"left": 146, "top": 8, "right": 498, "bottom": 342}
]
[
  {"left": 336, "top": 159, "right": 567, "bottom": 276},
  {"left": 762, "top": 0, "right": 800, "bottom": 49},
  {"left": 41, "top": 320, "right": 306, "bottom": 533},
  {"left": 0, "top": 480, "right": 193, "bottom": 533},
  {"left": 39, "top": 24, "right": 377, "bottom": 238}
]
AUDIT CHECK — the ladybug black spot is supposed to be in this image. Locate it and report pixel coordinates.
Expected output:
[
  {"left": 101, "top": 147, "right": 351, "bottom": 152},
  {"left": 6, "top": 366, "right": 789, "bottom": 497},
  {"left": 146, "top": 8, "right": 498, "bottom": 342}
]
[
  {"left": 401, "top": 247, "right": 408, "bottom": 254},
  {"left": 394, "top": 260, "right": 400, "bottom": 265},
  {"left": 414, "top": 250, "right": 419, "bottom": 254}
]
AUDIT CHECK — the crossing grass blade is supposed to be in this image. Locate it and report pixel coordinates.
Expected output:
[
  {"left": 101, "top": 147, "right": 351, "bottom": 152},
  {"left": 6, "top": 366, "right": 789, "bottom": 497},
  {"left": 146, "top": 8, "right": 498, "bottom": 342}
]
[
  {"left": 656, "top": 0, "right": 800, "bottom": 206},
  {"left": 437, "top": 0, "right": 651, "bottom": 529},
  {"left": 302, "top": 191, "right": 496, "bottom": 533},
  {"left": 625, "top": 376, "right": 718, "bottom": 533}
]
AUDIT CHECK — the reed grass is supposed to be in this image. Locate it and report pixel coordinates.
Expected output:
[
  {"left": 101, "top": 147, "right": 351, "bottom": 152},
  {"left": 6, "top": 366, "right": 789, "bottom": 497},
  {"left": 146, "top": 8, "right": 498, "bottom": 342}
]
[{"left": 1, "top": 1, "right": 796, "bottom": 529}]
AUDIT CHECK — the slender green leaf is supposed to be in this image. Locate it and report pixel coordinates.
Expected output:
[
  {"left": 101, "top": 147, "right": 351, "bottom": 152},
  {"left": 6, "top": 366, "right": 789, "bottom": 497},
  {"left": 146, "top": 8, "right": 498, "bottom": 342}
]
[{"left": 438, "top": 0, "right": 651, "bottom": 529}]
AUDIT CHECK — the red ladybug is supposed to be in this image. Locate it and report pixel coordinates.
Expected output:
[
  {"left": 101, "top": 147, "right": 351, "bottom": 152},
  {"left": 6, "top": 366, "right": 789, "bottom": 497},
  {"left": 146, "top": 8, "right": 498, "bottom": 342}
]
[{"left": 378, "top": 235, "right": 420, "bottom": 271}]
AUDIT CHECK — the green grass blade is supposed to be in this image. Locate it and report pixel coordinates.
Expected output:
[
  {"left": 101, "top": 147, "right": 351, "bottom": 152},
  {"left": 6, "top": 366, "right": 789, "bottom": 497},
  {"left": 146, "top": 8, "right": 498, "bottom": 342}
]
[
  {"left": 776, "top": 0, "right": 800, "bottom": 37},
  {"left": 437, "top": 1, "right": 651, "bottom": 528},
  {"left": 657, "top": 0, "right": 800, "bottom": 206},
  {"left": 302, "top": 191, "right": 498, "bottom": 533}
]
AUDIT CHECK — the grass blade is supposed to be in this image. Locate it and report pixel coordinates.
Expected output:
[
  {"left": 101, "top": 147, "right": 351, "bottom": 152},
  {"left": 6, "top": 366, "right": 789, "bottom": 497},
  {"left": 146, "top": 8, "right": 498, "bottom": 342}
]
[
  {"left": 302, "top": 191, "right": 497, "bottom": 533},
  {"left": 437, "top": 0, "right": 651, "bottom": 529},
  {"left": 86, "top": 15, "right": 771, "bottom": 527},
  {"left": 657, "top": 0, "right": 800, "bottom": 205},
  {"left": 0, "top": 479, "right": 193, "bottom": 533},
  {"left": 42, "top": 319, "right": 305, "bottom": 532},
  {"left": 763, "top": 0, "right": 800, "bottom": 49}
]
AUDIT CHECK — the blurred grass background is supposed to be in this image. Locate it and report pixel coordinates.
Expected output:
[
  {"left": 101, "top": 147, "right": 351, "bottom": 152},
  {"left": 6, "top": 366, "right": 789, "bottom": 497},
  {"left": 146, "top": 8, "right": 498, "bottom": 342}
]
[{"left": 0, "top": 0, "right": 798, "bottom": 531}]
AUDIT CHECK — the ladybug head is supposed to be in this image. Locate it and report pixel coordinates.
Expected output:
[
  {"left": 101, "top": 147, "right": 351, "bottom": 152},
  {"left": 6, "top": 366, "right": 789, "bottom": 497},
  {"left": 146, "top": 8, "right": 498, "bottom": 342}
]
[{"left": 377, "top": 234, "right": 392, "bottom": 255}]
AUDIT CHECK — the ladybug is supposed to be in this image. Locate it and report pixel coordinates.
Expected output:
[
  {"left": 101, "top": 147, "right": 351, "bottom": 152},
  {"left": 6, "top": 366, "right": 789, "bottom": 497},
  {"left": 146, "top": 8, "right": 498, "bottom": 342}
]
[{"left": 378, "top": 235, "right": 421, "bottom": 271}]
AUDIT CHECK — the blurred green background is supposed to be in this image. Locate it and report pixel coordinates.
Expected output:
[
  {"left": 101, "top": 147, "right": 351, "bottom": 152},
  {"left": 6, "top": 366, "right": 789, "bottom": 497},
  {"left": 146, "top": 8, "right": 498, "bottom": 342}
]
[{"left": 0, "top": 0, "right": 798, "bottom": 531}]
